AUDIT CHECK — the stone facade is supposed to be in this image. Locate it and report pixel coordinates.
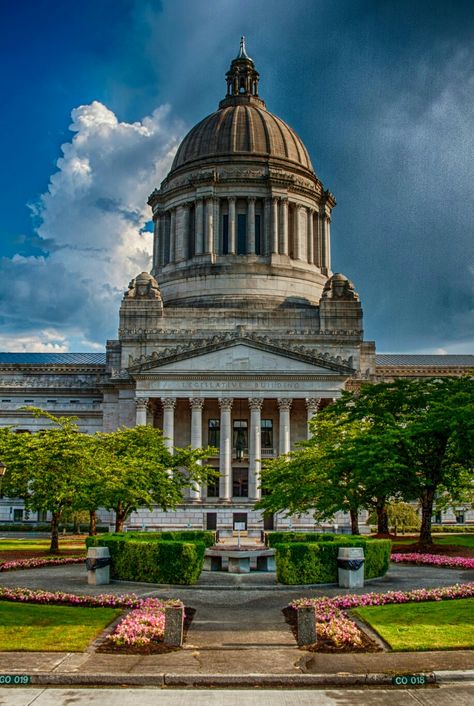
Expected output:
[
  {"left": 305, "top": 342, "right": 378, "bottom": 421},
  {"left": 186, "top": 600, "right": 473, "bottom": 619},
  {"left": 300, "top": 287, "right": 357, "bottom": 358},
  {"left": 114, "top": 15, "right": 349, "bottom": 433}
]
[{"left": 0, "top": 40, "right": 472, "bottom": 531}]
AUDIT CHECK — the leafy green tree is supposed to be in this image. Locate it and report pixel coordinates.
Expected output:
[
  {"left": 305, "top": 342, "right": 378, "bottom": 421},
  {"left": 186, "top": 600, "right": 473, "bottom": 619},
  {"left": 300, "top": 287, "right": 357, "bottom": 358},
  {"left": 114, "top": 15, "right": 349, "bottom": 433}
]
[
  {"left": 340, "top": 377, "right": 474, "bottom": 546},
  {"left": 0, "top": 409, "right": 95, "bottom": 552},
  {"left": 94, "top": 425, "right": 215, "bottom": 532},
  {"left": 369, "top": 502, "right": 420, "bottom": 535}
]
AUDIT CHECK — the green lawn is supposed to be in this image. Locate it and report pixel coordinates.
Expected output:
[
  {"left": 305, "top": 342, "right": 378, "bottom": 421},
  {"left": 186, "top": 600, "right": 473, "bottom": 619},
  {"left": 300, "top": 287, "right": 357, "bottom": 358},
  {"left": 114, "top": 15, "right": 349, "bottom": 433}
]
[
  {"left": 0, "top": 601, "right": 122, "bottom": 651},
  {"left": 353, "top": 598, "right": 474, "bottom": 651},
  {"left": 391, "top": 534, "right": 474, "bottom": 549},
  {"left": 0, "top": 538, "right": 86, "bottom": 552}
]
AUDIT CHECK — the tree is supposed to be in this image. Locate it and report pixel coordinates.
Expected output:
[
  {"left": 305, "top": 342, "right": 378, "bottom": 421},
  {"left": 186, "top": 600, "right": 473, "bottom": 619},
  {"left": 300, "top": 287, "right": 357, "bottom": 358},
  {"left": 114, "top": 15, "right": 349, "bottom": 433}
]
[
  {"left": 257, "top": 410, "right": 406, "bottom": 535},
  {"left": 369, "top": 502, "right": 420, "bottom": 535},
  {"left": 94, "top": 425, "right": 215, "bottom": 532},
  {"left": 0, "top": 409, "right": 95, "bottom": 552},
  {"left": 340, "top": 377, "right": 474, "bottom": 547}
]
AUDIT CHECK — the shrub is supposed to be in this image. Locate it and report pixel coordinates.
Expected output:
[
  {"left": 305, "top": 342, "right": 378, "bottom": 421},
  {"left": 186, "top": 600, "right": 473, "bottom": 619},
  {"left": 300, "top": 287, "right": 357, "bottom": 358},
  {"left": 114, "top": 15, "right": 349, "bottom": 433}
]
[
  {"left": 275, "top": 539, "right": 391, "bottom": 585},
  {"left": 87, "top": 530, "right": 215, "bottom": 548},
  {"left": 88, "top": 535, "right": 206, "bottom": 584},
  {"left": 265, "top": 532, "right": 336, "bottom": 547}
]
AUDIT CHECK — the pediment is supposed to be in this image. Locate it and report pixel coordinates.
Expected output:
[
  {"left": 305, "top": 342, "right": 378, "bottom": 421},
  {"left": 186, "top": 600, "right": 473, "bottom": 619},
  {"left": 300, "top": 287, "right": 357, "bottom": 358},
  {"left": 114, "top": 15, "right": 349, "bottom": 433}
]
[{"left": 128, "top": 334, "right": 354, "bottom": 376}]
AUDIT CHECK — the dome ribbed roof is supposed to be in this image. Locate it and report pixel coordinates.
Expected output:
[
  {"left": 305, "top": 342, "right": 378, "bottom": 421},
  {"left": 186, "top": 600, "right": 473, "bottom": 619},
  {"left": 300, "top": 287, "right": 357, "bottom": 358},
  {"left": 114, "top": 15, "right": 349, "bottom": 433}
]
[{"left": 170, "top": 102, "right": 314, "bottom": 173}]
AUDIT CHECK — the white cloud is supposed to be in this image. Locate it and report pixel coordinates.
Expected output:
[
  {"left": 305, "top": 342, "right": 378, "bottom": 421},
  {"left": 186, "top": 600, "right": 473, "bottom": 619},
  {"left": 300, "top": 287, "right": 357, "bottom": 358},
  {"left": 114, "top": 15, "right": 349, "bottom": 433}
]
[
  {"left": 1, "top": 100, "right": 183, "bottom": 350},
  {"left": 0, "top": 330, "right": 69, "bottom": 353}
]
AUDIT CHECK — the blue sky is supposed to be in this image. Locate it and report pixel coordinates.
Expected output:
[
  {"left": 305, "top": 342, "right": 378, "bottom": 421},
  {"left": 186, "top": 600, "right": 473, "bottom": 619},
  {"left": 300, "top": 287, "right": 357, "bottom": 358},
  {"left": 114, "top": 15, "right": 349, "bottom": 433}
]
[{"left": 0, "top": 0, "right": 472, "bottom": 353}]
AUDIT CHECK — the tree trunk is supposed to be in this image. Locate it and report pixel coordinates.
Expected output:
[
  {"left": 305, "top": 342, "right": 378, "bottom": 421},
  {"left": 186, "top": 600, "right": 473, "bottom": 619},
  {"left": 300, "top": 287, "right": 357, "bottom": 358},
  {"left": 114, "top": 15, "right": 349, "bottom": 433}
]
[
  {"left": 419, "top": 488, "right": 435, "bottom": 548},
  {"left": 49, "top": 511, "right": 61, "bottom": 553},
  {"left": 114, "top": 501, "right": 127, "bottom": 533},
  {"left": 376, "top": 501, "right": 389, "bottom": 535},
  {"left": 350, "top": 508, "right": 360, "bottom": 535},
  {"left": 88, "top": 510, "right": 97, "bottom": 536}
]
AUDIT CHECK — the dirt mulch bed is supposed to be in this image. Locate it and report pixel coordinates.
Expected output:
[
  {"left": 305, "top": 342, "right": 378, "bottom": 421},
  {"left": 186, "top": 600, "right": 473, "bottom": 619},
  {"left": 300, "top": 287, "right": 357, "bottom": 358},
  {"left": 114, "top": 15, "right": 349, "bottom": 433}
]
[
  {"left": 282, "top": 607, "right": 381, "bottom": 653},
  {"left": 0, "top": 549, "right": 85, "bottom": 562},
  {"left": 391, "top": 542, "right": 474, "bottom": 559},
  {"left": 96, "top": 607, "right": 196, "bottom": 655}
]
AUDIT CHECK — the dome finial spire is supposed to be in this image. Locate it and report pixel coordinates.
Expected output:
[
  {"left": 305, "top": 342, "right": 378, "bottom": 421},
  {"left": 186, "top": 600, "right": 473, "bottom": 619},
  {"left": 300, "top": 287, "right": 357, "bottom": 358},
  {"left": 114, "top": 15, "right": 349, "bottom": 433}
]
[{"left": 238, "top": 36, "right": 249, "bottom": 59}]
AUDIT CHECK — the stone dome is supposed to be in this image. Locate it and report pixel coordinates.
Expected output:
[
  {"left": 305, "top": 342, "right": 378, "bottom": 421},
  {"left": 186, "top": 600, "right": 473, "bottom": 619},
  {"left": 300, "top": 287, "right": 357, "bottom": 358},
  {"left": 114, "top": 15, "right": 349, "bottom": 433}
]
[{"left": 170, "top": 100, "right": 314, "bottom": 173}]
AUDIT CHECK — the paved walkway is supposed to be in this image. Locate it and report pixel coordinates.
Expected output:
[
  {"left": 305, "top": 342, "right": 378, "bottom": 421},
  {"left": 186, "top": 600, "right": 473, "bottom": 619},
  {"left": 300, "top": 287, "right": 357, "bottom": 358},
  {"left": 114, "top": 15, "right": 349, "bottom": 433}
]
[{"left": 0, "top": 563, "right": 472, "bottom": 684}]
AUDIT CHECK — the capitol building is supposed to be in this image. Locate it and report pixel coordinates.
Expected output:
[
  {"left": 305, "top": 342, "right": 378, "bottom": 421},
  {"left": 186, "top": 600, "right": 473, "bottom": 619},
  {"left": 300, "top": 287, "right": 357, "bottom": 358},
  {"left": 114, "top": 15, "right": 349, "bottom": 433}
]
[{"left": 1, "top": 41, "right": 472, "bottom": 532}]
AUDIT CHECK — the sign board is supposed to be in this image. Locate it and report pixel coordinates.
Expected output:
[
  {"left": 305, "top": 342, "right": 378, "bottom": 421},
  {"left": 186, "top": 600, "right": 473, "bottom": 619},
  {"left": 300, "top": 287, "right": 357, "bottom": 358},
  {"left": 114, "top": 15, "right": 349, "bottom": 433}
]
[
  {"left": 0, "top": 675, "right": 31, "bottom": 685},
  {"left": 391, "top": 675, "right": 427, "bottom": 687},
  {"left": 234, "top": 522, "right": 246, "bottom": 531}
]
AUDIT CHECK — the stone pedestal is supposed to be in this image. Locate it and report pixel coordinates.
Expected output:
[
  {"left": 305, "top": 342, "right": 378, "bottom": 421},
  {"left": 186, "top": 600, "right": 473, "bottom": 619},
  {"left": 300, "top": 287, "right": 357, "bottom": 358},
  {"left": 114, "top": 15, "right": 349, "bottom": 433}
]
[
  {"left": 297, "top": 606, "right": 317, "bottom": 646},
  {"left": 164, "top": 605, "right": 184, "bottom": 647},
  {"left": 86, "top": 546, "right": 110, "bottom": 586},
  {"left": 337, "top": 546, "right": 365, "bottom": 588}
]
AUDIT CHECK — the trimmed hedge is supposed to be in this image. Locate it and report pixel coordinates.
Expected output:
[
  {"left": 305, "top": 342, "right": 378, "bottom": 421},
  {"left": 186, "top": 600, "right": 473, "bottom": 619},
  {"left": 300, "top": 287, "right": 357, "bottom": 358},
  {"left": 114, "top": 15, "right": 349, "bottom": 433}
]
[
  {"left": 87, "top": 535, "right": 205, "bottom": 584},
  {"left": 275, "top": 538, "right": 391, "bottom": 585},
  {"left": 265, "top": 532, "right": 337, "bottom": 547},
  {"left": 87, "top": 530, "right": 215, "bottom": 548}
]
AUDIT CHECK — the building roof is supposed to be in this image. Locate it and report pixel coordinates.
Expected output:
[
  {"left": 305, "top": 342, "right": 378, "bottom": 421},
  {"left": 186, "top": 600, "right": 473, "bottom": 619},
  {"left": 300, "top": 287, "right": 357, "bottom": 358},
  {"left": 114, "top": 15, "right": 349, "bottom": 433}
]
[
  {"left": 376, "top": 354, "right": 474, "bottom": 367},
  {"left": 0, "top": 353, "right": 106, "bottom": 365}
]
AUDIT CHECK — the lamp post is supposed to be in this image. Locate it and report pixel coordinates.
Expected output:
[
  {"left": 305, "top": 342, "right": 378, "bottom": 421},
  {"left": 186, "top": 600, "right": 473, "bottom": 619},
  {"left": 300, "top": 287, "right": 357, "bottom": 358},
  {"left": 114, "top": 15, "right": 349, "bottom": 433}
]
[{"left": 0, "top": 461, "right": 6, "bottom": 501}]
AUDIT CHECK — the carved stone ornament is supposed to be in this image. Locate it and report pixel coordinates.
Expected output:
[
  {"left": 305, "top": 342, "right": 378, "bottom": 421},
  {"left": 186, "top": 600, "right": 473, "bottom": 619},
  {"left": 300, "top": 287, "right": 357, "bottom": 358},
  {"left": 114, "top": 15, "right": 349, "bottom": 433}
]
[
  {"left": 161, "top": 397, "right": 176, "bottom": 409},
  {"left": 124, "top": 272, "right": 162, "bottom": 300},
  {"left": 248, "top": 397, "right": 264, "bottom": 410},
  {"left": 321, "top": 273, "right": 360, "bottom": 301},
  {"left": 277, "top": 398, "right": 292, "bottom": 411},
  {"left": 189, "top": 397, "right": 205, "bottom": 409},
  {"left": 218, "top": 397, "right": 233, "bottom": 411}
]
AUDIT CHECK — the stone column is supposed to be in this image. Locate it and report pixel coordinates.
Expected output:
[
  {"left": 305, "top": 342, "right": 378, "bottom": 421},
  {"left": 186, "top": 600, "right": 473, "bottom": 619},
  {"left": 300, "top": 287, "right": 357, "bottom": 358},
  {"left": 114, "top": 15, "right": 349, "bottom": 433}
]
[
  {"left": 248, "top": 398, "right": 263, "bottom": 501},
  {"left": 264, "top": 198, "right": 271, "bottom": 255},
  {"left": 294, "top": 204, "right": 304, "bottom": 260},
  {"left": 321, "top": 212, "right": 331, "bottom": 273},
  {"left": 205, "top": 197, "right": 214, "bottom": 255},
  {"left": 228, "top": 197, "right": 236, "bottom": 254},
  {"left": 279, "top": 198, "right": 289, "bottom": 255},
  {"left": 174, "top": 204, "right": 185, "bottom": 262},
  {"left": 152, "top": 214, "right": 161, "bottom": 271},
  {"left": 195, "top": 198, "right": 204, "bottom": 255},
  {"left": 162, "top": 398, "right": 176, "bottom": 454},
  {"left": 307, "top": 207, "right": 314, "bottom": 264},
  {"left": 218, "top": 398, "right": 233, "bottom": 501},
  {"left": 169, "top": 208, "right": 176, "bottom": 263},
  {"left": 305, "top": 397, "right": 320, "bottom": 439},
  {"left": 135, "top": 398, "right": 149, "bottom": 426},
  {"left": 247, "top": 197, "right": 256, "bottom": 254},
  {"left": 271, "top": 197, "right": 279, "bottom": 254},
  {"left": 189, "top": 398, "right": 204, "bottom": 501},
  {"left": 214, "top": 197, "right": 220, "bottom": 254},
  {"left": 278, "top": 398, "right": 292, "bottom": 455}
]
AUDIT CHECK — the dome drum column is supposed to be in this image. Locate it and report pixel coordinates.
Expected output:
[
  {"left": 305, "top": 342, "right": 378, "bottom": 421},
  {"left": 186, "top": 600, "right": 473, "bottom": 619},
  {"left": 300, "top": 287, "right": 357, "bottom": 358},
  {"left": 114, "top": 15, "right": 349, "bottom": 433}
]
[
  {"left": 247, "top": 197, "right": 256, "bottom": 254},
  {"left": 228, "top": 197, "right": 236, "bottom": 254},
  {"left": 307, "top": 207, "right": 314, "bottom": 265},
  {"left": 264, "top": 198, "right": 272, "bottom": 256},
  {"left": 271, "top": 197, "right": 279, "bottom": 254},
  {"left": 279, "top": 198, "right": 289, "bottom": 256},
  {"left": 205, "top": 197, "right": 214, "bottom": 256},
  {"left": 195, "top": 198, "right": 204, "bottom": 255}
]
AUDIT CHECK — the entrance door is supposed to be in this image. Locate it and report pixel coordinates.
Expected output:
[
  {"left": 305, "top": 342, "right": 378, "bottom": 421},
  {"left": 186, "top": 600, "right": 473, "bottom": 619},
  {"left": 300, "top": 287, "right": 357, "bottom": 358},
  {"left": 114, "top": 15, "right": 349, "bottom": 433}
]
[
  {"left": 233, "top": 512, "right": 247, "bottom": 531},
  {"left": 263, "top": 512, "right": 274, "bottom": 531},
  {"left": 206, "top": 512, "right": 217, "bottom": 530}
]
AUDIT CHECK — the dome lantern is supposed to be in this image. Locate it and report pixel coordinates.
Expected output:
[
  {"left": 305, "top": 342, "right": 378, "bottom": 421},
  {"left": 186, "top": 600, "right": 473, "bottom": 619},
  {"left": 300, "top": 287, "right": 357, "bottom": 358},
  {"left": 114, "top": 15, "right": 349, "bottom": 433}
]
[{"left": 225, "top": 36, "right": 261, "bottom": 100}]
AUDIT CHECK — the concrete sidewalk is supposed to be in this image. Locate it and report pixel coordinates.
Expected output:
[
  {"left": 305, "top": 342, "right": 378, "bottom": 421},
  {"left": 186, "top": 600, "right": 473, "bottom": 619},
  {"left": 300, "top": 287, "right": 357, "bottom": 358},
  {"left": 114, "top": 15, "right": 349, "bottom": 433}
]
[{"left": 0, "top": 563, "right": 473, "bottom": 687}]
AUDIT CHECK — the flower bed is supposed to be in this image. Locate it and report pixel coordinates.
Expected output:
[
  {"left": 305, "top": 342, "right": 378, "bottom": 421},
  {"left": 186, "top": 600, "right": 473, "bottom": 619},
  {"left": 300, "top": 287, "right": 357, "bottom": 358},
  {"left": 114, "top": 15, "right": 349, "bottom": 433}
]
[
  {"left": 0, "top": 586, "right": 184, "bottom": 650},
  {"left": 290, "top": 582, "right": 474, "bottom": 651},
  {"left": 391, "top": 552, "right": 474, "bottom": 569},
  {"left": 0, "top": 556, "right": 85, "bottom": 572}
]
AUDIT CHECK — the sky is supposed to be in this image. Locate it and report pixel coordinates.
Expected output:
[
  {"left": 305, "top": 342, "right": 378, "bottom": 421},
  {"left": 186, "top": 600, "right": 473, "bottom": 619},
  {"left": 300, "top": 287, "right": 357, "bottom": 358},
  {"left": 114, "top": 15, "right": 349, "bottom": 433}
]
[{"left": 0, "top": 0, "right": 473, "bottom": 354}]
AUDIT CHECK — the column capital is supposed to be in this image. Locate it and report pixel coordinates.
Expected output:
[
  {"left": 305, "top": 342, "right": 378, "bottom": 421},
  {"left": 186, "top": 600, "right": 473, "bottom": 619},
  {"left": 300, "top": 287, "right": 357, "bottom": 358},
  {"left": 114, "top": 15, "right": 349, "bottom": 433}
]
[
  {"left": 161, "top": 397, "right": 176, "bottom": 410},
  {"left": 277, "top": 397, "right": 292, "bottom": 411},
  {"left": 228, "top": 195, "right": 236, "bottom": 204},
  {"left": 271, "top": 196, "right": 279, "bottom": 204},
  {"left": 305, "top": 397, "right": 321, "bottom": 411},
  {"left": 248, "top": 397, "right": 263, "bottom": 411},
  {"left": 135, "top": 397, "right": 149, "bottom": 410},
  {"left": 247, "top": 195, "right": 257, "bottom": 203},
  {"left": 189, "top": 397, "right": 205, "bottom": 410},
  {"left": 218, "top": 397, "right": 233, "bottom": 411}
]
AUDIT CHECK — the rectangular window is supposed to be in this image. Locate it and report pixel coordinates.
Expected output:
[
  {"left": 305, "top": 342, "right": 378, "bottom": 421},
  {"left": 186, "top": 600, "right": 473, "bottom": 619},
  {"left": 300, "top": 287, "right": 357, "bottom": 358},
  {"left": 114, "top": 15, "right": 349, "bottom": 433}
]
[
  {"left": 233, "top": 419, "right": 248, "bottom": 457},
  {"left": 237, "top": 214, "right": 247, "bottom": 254},
  {"left": 255, "top": 214, "right": 261, "bottom": 255},
  {"left": 208, "top": 419, "right": 220, "bottom": 449},
  {"left": 261, "top": 419, "right": 273, "bottom": 449},
  {"left": 206, "top": 475, "right": 219, "bottom": 498},
  {"left": 13, "top": 509, "right": 23, "bottom": 522},
  {"left": 232, "top": 471, "right": 248, "bottom": 498},
  {"left": 233, "top": 512, "right": 247, "bottom": 530},
  {"left": 222, "top": 214, "right": 229, "bottom": 255},
  {"left": 455, "top": 511, "right": 465, "bottom": 524}
]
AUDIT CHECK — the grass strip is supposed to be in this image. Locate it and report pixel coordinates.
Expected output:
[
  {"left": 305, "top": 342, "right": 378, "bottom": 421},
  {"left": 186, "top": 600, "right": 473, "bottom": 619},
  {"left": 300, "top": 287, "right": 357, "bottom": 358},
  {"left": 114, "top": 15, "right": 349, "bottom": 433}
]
[
  {"left": 0, "top": 600, "right": 122, "bottom": 651},
  {"left": 353, "top": 598, "right": 474, "bottom": 651}
]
